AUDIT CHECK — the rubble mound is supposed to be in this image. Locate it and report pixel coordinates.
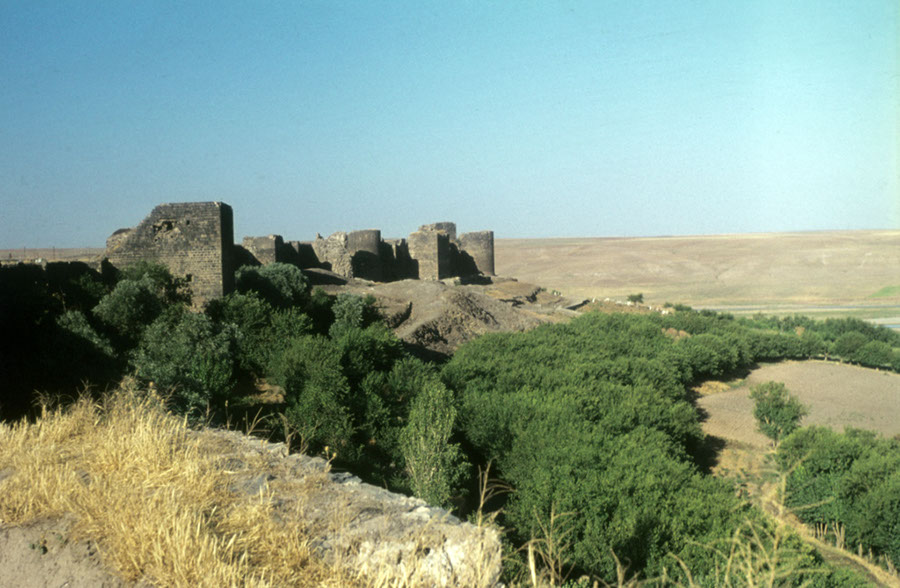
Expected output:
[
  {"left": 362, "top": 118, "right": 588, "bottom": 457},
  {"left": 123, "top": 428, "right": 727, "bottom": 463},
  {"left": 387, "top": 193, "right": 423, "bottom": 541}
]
[{"left": 317, "top": 276, "right": 582, "bottom": 356}]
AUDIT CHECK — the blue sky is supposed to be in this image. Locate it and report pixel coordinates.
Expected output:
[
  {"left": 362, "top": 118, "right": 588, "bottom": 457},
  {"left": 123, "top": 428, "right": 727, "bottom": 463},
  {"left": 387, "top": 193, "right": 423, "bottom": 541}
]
[{"left": 1, "top": 1, "right": 897, "bottom": 247}]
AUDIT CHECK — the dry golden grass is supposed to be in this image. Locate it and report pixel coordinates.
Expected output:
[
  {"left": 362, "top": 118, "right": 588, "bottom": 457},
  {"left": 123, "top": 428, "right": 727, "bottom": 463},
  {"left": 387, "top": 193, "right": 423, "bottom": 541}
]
[
  {"left": 0, "top": 383, "right": 349, "bottom": 587},
  {"left": 0, "top": 383, "right": 506, "bottom": 587}
]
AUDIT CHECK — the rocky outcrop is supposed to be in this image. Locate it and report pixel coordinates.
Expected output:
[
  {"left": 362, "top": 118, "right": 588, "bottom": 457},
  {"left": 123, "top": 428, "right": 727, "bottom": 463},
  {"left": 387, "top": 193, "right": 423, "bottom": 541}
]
[{"left": 203, "top": 429, "right": 503, "bottom": 587}]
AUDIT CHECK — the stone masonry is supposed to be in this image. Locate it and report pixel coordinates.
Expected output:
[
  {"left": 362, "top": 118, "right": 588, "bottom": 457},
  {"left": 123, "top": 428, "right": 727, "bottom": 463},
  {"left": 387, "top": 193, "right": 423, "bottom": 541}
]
[
  {"left": 408, "top": 228, "right": 451, "bottom": 280},
  {"left": 458, "top": 231, "right": 495, "bottom": 276},
  {"left": 104, "top": 202, "right": 495, "bottom": 303},
  {"left": 104, "top": 202, "right": 235, "bottom": 305}
]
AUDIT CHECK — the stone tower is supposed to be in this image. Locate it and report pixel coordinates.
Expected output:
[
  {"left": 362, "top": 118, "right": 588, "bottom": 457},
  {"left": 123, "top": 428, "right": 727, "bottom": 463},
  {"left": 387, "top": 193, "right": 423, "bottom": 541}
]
[{"left": 105, "top": 202, "right": 235, "bottom": 305}]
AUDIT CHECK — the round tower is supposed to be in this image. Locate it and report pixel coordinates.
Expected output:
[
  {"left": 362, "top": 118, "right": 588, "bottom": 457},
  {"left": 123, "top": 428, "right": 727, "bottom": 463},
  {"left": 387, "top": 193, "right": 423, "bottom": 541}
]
[{"left": 458, "top": 230, "right": 495, "bottom": 276}]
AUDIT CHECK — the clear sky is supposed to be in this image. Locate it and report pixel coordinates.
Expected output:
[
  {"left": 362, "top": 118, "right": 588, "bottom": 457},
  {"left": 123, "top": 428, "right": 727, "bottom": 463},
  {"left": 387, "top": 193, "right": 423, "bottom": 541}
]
[{"left": 1, "top": 1, "right": 897, "bottom": 248}]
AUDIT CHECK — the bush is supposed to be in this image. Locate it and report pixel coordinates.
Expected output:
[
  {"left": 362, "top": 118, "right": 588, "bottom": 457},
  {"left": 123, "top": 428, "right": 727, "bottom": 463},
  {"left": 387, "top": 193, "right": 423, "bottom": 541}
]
[
  {"left": 119, "top": 261, "right": 191, "bottom": 305},
  {"left": 750, "top": 381, "right": 808, "bottom": 443},
  {"left": 854, "top": 340, "right": 894, "bottom": 368},
  {"left": 272, "top": 336, "right": 354, "bottom": 458},
  {"left": 206, "top": 292, "right": 313, "bottom": 376},
  {"left": 777, "top": 427, "right": 900, "bottom": 569},
  {"left": 328, "top": 293, "right": 380, "bottom": 338},
  {"left": 833, "top": 331, "right": 869, "bottom": 361},
  {"left": 400, "top": 379, "right": 467, "bottom": 508},
  {"left": 57, "top": 310, "right": 115, "bottom": 358},
  {"left": 234, "top": 263, "right": 309, "bottom": 309},
  {"left": 132, "top": 308, "right": 238, "bottom": 417},
  {"left": 93, "top": 276, "right": 167, "bottom": 349}
]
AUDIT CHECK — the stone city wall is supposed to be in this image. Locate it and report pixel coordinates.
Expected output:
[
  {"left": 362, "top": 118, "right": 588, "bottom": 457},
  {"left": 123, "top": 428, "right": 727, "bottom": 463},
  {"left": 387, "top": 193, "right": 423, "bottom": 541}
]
[
  {"left": 105, "top": 202, "right": 234, "bottom": 305},
  {"left": 104, "top": 202, "right": 495, "bottom": 303}
]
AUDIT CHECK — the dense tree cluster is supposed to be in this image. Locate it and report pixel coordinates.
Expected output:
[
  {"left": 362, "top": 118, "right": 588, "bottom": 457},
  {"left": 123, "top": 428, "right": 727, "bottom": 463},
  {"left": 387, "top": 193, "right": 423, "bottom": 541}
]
[
  {"left": 778, "top": 427, "right": 900, "bottom": 569},
  {"left": 442, "top": 311, "right": 879, "bottom": 582}
]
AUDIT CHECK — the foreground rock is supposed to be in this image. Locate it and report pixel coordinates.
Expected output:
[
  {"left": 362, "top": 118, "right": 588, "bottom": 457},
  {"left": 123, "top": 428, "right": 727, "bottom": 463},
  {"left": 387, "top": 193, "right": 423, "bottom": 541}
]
[
  {"left": 203, "top": 429, "right": 503, "bottom": 587},
  {"left": 0, "top": 426, "right": 502, "bottom": 587}
]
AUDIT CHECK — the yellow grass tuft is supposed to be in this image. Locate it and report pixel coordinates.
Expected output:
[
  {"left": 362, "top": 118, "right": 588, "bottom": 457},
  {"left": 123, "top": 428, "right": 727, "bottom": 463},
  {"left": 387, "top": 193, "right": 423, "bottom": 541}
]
[{"left": 0, "top": 383, "right": 349, "bottom": 587}]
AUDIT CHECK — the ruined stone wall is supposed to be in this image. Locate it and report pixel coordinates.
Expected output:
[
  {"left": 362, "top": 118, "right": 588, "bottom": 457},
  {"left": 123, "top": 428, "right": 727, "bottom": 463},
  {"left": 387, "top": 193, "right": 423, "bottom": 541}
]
[
  {"left": 105, "top": 202, "right": 234, "bottom": 305},
  {"left": 458, "top": 231, "right": 495, "bottom": 276},
  {"left": 211, "top": 208, "right": 501, "bottom": 285},
  {"left": 347, "top": 229, "right": 383, "bottom": 281},
  {"left": 288, "top": 241, "right": 321, "bottom": 269},
  {"left": 418, "top": 222, "right": 457, "bottom": 242},
  {"left": 241, "top": 235, "right": 284, "bottom": 266},
  {"left": 407, "top": 230, "right": 450, "bottom": 280},
  {"left": 311, "top": 232, "right": 354, "bottom": 277}
]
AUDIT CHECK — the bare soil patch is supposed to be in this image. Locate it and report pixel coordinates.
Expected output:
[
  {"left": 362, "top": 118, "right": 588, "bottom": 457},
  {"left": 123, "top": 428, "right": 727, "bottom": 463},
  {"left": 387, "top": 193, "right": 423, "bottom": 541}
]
[{"left": 699, "top": 360, "right": 900, "bottom": 449}]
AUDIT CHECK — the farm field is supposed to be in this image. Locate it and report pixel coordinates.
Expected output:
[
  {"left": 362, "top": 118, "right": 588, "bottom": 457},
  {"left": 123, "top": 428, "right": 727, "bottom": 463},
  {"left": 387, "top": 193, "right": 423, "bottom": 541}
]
[
  {"left": 698, "top": 360, "right": 900, "bottom": 449},
  {"left": 496, "top": 230, "right": 900, "bottom": 326}
]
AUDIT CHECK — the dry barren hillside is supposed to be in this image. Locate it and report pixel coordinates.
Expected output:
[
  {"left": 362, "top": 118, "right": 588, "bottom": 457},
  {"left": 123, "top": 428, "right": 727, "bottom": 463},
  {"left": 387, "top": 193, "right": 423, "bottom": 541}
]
[{"left": 496, "top": 230, "right": 900, "bottom": 324}]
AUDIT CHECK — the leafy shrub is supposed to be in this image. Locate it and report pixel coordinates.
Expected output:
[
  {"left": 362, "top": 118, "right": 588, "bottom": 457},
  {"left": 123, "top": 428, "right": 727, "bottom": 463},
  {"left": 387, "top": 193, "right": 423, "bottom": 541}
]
[
  {"left": 119, "top": 261, "right": 191, "bottom": 306},
  {"left": 444, "top": 313, "right": 746, "bottom": 581},
  {"left": 93, "top": 276, "right": 167, "bottom": 349},
  {"left": 853, "top": 340, "right": 894, "bottom": 368},
  {"left": 272, "top": 336, "right": 354, "bottom": 458},
  {"left": 832, "top": 331, "right": 869, "bottom": 360},
  {"left": 332, "top": 323, "right": 404, "bottom": 391},
  {"left": 400, "top": 379, "right": 467, "bottom": 508},
  {"left": 328, "top": 292, "right": 380, "bottom": 338},
  {"left": 750, "top": 381, "right": 807, "bottom": 443},
  {"left": 777, "top": 427, "right": 900, "bottom": 568},
  {"left": 206, "top": 291, "right": 274, "bottom": 374},
  {"left": 356, "top": 358, "right": 440, "bottom": 488},
  {"left": 207, "top": 292, "right": 313, "bottom": 376},
  {"left": 57, "top": 310, "right": 115, "bottom": 358},
  {"left": 132, "top": 308, "right": 238, "bottom": 416},
  {"left": 234, "top": 263, "right": 309, "bottom": 309}
]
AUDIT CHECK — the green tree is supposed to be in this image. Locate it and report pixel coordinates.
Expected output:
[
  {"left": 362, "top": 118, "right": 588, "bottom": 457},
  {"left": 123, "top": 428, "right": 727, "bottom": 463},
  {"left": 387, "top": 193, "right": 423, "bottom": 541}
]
[
  {"left": 92, "top": 275, "right": 167, "bottom": 349},
  {"left": 272, "top": 335, "right": 354, "bottom": 458},
  {"left": 854, "top": 340, "right": 894, "bottom": 368},
  {"left": 328, "top": 292, "right": 380, "bottom": 338},
  {"left": 132, "top": 308, "right": 238, "bottom": 416},
  {"left": 750, "top": 381, "right": 808, "bottom": 443},
  {"left": 833, "top": 331, "right": 869, "bottom": 361},
  {"left": 400, "top": 379, "right": 467, "bottom": 508},
  {"left": 119, "top": 260, "right": 191, "bottom": 305},
  {"left": 234, "top": 263, "right": 309, "bottom": 309}
]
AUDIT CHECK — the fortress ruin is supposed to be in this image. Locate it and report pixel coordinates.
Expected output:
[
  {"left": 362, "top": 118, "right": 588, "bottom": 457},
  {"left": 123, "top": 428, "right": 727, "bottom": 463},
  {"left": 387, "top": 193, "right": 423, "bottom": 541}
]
[
  {"left": 104, "top": 202, "right": 494, "bottom": 305},
  {"left": 105, "top": 202, "right": 236, "bottom": 304}
]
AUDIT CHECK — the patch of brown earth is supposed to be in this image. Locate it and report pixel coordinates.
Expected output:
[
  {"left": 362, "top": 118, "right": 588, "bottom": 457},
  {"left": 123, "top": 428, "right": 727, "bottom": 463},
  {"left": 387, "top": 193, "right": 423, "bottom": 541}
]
[
  {"left": 317, "top": 276, "right": 578, "bottom": 356},
  {"left": 699, "top": 360, "right": 900, "bottom": 449}
]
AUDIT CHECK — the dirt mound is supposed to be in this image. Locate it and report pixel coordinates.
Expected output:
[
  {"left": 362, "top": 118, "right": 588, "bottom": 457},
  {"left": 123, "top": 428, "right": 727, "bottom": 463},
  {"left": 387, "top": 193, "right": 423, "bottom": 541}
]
[{"left": 318, "top": 276, "right": 581, "bottom": 356}]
